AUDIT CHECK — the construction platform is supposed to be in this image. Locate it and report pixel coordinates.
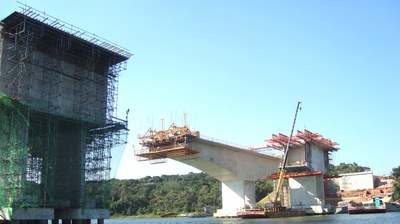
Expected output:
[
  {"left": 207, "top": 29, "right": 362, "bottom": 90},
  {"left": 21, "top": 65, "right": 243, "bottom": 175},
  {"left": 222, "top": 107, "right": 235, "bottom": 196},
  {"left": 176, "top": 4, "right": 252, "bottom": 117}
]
[{"left": 136, "top": 124, "right": 200, "bottom": 161}]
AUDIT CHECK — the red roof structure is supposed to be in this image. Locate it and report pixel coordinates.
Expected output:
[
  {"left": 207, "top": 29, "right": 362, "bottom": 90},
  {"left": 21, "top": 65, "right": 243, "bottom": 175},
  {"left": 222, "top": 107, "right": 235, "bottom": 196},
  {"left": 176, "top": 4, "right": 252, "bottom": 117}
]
[{"left": 266, "top": 129, "right": 338, "bottom": 151}]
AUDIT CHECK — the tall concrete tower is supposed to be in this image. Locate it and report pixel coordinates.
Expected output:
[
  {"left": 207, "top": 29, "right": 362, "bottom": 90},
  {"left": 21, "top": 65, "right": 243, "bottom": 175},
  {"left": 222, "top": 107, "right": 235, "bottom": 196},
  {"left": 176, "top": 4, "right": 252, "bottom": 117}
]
[{"left": 0, "top": 5, "right": 131, "bottom": 224}]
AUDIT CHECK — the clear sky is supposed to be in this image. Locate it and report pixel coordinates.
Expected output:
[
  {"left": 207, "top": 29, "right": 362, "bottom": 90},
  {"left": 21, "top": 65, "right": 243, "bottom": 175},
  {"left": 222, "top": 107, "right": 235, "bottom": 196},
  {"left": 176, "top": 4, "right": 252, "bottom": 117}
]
[{"left": 1, "top": 1, "right": 399, "bottom": 179}]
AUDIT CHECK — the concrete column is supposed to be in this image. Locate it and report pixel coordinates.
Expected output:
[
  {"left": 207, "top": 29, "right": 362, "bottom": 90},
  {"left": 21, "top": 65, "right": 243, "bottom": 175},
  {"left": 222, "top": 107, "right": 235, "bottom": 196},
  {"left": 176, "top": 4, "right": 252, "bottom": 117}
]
[
  {"left": 72, "top": 220, "right": 85, "bottom": 224},
  {"left": 62, "top": 219, "right": 71, "bottom": 224},
  {"left": 34, "top": 220, "right": 47, "bottom": 224},
  {"left": 244, "top": 180, "right": 256, "bottom": 206},
  {"left": 221, "top": 179, "right": 256, "bottom": 212},
  {"left": 56, "top": 124, "right": 85, "bottom": 207}
]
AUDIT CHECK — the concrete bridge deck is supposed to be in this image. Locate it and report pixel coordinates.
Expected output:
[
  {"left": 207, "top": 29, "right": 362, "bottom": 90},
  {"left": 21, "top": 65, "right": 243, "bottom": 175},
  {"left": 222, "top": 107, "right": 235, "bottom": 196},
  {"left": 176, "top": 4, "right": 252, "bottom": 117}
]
[{"left": 135, "top": 126, "right": 280, "bottom": 217}]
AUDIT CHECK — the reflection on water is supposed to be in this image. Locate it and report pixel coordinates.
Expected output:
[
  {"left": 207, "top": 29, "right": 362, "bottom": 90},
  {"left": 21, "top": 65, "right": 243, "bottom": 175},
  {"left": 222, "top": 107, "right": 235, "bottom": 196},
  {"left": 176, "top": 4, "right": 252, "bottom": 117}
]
[{"left": 106, "top": 212, "right": 400, "bottom": 224}]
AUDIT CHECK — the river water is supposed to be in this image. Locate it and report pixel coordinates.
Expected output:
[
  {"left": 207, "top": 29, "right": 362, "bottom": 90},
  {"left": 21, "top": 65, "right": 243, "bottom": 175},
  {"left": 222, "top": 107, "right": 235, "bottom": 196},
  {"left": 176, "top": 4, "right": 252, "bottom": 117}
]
[{"left": 106, "top": 212, "right": 400, "bottom": 224}]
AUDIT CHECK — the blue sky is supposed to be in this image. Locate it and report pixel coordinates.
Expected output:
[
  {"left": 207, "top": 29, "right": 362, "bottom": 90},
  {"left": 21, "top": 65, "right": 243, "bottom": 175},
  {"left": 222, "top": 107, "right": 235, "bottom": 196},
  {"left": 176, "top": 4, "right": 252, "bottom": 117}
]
[{"left": 1, "top": 1, "right": 399, "bottom": 178}]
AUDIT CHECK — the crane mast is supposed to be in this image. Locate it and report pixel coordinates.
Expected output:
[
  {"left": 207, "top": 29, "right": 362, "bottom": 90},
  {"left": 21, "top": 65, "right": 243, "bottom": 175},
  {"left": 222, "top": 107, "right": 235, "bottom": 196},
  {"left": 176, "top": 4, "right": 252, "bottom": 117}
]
[{"left": 273, "top": 101, "right": 302, "bottom": 206}]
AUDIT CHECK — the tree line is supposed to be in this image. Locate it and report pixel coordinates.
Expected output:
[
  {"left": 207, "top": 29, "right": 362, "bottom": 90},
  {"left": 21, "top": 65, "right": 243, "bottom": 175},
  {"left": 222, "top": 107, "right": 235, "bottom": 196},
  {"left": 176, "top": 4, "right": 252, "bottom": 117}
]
[
  {"left": 108, "top": 172, "right": 221, "bottom": 216},
  {"left": 328, "top": 162, "right": 371, "bottom": 176},
  {"left": 102, "top": 172, "right": 274, "bottom": 216},
  {"left": 98, "top": 163, "right": 400, "bottom": 216}
]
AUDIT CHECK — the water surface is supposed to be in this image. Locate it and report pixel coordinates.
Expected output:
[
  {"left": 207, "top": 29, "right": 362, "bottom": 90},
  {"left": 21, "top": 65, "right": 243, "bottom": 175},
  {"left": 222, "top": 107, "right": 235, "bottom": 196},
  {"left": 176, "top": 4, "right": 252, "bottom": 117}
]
[{"left": 106, "top": 212, "right": 400, "bottom": 224}]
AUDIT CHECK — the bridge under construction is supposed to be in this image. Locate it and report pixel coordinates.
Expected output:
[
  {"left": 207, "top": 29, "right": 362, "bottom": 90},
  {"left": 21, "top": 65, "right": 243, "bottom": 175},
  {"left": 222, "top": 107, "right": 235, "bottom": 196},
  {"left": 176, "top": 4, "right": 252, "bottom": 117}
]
[
  {"left": 0, "top": 4, "right": 131, "bottom": 224},
  {"left": 1, "top": 3, "right": 341, "bottom": 221},
  {"left": 135, "top": 121, "right": 338, "bottom": 217}
]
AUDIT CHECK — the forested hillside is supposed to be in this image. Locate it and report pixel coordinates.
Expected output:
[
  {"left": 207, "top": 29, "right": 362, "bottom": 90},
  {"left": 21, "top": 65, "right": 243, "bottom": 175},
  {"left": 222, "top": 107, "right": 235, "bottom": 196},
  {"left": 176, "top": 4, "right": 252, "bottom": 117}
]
[
  {"left": 104, "top": 172, "right": 273, "bottom": 216},
  {"left": 101, "top": 164, "right": 400, "bottom": 217},
  {"left": 108, "top": 172, "right": 221, "bottom": 216},
  {"left": 102, "top": 163, "right": 375, "bottom": 216}
]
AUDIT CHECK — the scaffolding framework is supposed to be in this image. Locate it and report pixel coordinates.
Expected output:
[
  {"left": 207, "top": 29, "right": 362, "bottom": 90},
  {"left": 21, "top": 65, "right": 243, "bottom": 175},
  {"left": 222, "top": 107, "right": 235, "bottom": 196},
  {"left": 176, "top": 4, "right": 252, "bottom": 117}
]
[
  {"left": 86, "top": 118, "right": 128, "bottom": 182},
  {"left": 0, "top": 96, "right": 29, "bottom": 207},
  {"left": 135, "top": 123, "right": 199, "bottom": 161},
  {"left": 3, "top": 13, "right": 42, "bottom": 101},
  {"left": 266, "top": 129, "right": 339, "bottom": 151},
  {"left": 0, "top": 3, "right": 131, "bottom": 216},
  {"left": 264, "top": 129, "right": 339, "bottom": 174}
]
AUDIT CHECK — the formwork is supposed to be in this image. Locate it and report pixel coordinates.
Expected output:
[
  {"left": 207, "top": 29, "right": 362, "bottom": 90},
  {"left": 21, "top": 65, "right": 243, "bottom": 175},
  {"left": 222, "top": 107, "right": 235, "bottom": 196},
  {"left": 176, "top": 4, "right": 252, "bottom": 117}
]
[{"left": 0, "top": 4, "right": 131, "bottom": 224}]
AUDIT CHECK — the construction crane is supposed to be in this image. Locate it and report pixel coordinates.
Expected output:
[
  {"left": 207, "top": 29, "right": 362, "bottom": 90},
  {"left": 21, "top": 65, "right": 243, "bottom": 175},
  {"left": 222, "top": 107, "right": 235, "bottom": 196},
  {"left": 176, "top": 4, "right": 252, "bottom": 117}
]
[
  {"left": 237, "top": 102, "right": 305, "bottom": 218},
  {"left": 272, "top": 101, "right": 302, "bottom": 207}
]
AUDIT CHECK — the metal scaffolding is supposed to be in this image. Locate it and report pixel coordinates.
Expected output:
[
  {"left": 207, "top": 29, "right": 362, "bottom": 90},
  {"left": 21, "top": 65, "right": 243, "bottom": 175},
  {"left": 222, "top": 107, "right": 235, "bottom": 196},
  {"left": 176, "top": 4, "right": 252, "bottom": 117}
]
[
  {"left": 3, "top": 10, "right": 42, "bottom": 101},
  {"left": 0, "top": 96, "right": 29, "bottom": 207},
  {"left": 0, "top": 3, "right": 131, "bottom": 215},
  {"left": 135, "top": 123, "right": 200, "bottom": 161},
  {"left": 41, "top": 34, "right": 69, "bottom": 114},
  {"left": 86, "top": 118, "right": 128, "bottom": 182}
]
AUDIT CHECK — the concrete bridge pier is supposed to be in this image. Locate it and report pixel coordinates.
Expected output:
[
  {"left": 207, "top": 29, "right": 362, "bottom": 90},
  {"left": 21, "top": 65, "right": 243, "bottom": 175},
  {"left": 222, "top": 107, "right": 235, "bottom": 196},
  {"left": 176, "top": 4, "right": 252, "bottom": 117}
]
[
  {"left": 170, "top": 138, "right": 280, "bottom": 217},
  {"left": 218, "top": 179, "right": 256, "bottom": 217}
]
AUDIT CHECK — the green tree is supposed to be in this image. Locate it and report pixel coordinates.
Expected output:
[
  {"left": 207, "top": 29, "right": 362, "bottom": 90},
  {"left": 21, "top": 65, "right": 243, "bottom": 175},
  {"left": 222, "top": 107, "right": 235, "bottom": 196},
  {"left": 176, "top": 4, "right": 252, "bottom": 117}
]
[
  {"left": 329, "top": 162, "right": 370, "bottom": 176},
  {"left": 255, "top": 179, "right": 274, "bottom": 201},
  {"left": 391, "top": 166, "right": 400, "bottom": 201},
  {"left": 107, "top": 172, "right": 280, "bottom": 216},
  {"left": 109, "top": 172, "right": 222, "bottom": 216}
]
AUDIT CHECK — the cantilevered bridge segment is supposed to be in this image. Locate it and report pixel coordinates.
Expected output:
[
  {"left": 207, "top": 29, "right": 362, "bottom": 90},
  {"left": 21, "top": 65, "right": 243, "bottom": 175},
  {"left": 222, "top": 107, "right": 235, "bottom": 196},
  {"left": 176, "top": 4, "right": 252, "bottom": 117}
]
[{"left": 135, "top": 124, "right": 280, "bottom": 217}]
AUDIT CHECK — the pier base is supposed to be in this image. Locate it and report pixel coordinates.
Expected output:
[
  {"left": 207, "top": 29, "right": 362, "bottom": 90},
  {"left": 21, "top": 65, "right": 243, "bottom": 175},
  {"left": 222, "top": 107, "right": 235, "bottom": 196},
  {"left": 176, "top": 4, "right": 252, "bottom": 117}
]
[
  {"left": 55, "top": 209, "right": 110, "bottom": 220},
  {"left": 213, "top": 209, "right": 238, "bottom": 218},
  {"left": 0, "top": 208, "right": 109, "bottom": 224},
  {"left": 0, "top": 208, "right": 54, "bottom": 221}
]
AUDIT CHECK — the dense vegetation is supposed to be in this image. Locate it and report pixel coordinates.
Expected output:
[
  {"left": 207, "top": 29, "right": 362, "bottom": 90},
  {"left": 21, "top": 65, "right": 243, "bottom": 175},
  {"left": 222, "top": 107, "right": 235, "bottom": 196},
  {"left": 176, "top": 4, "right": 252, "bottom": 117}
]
[
  {"left": 391, "top": 166, "right": 400, "bottom": 201},
  {"left": 108, "top": 172, "right": 221, "bottom": 216},
  {"left": 328, "top": 162, "right": 370, "bottom": 176},
  {"left": 255, "top": 178, "right": 274, "bottom": 201},
  {"left": 102, "top": 172, "right": 274, "bottom": 216}
]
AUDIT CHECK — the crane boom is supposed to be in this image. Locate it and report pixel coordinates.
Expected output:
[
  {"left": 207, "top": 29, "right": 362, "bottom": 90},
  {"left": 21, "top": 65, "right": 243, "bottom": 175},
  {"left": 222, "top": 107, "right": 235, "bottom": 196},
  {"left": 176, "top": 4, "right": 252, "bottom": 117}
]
[{"left": 273, "top": 101, "right": 302, "bottom": 206}]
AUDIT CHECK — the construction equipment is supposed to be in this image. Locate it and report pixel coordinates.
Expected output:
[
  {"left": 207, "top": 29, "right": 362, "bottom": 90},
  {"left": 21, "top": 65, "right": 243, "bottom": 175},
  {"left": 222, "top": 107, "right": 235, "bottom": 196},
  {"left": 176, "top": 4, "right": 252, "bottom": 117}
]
[
  {"left": 237, "top": 102, "right": 306, "bottom": 218},
  {"left": 135, "top": 118, "right": 200, "bottom": 162},
  {"left": 272, "top": 101, "right": 302, "bottom": 206}
]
